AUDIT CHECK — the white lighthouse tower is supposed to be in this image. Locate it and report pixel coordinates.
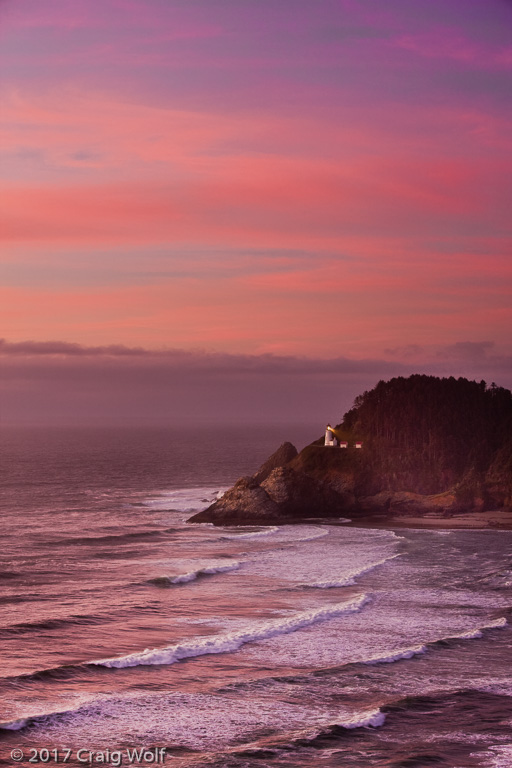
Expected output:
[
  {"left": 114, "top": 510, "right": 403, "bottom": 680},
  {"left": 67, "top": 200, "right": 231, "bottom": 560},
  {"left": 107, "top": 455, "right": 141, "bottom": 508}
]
[{"left": 324, "top": 424, "right": 335, "bottom": 447}]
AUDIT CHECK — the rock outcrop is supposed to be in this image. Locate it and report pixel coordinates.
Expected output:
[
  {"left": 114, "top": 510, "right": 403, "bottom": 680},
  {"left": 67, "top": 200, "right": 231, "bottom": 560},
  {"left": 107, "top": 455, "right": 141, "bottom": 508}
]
[
  {"left": 252, "top": 441, "right": 298, "bottom": 484},
  {"left": 189, "top": 462, "right": 349, "bottom": 525},
  {"left": 189, "top": 442, "right": 360, "bottom": 525},
  {"left": 189, "top": 475, "right": 281, "bottom": 525}
]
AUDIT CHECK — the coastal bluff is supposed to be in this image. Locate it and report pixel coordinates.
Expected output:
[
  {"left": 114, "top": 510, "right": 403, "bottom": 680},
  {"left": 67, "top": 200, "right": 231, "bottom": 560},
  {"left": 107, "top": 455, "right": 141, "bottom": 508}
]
[
  {"left": 188, "top": 441, "right": 364, "bottom": 525},
  {"left": 188, "top": 375, "right": 512, "bottom": 527}
]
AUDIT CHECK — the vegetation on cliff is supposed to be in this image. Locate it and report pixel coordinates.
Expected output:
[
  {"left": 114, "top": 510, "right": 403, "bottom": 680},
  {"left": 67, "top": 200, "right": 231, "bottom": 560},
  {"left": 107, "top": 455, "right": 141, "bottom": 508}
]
[{"left": 337, "top": 375, "right": 512, "bottom": 497}]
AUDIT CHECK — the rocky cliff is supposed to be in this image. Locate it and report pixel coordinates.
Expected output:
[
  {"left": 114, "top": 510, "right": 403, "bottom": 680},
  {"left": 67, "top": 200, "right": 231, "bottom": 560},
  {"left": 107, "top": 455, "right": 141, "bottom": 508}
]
[
  {"left": 188, "top": 376, "right": 512, "bottom": 526},
  {"left": 189, "top": 443, "right": 348, "bottom": 525}
]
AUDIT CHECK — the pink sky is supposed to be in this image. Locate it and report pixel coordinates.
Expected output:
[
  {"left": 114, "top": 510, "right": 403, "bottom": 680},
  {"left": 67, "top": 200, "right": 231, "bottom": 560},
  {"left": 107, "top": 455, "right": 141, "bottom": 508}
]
[{"left": 1, "top": 0, "right": 511, "bottom": 423}]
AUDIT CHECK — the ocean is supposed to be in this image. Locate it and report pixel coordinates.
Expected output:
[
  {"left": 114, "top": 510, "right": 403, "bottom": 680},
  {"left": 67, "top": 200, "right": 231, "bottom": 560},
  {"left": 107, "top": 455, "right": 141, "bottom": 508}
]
[{"left": 1, "top": 426, "right": 511, "bottom": 768}]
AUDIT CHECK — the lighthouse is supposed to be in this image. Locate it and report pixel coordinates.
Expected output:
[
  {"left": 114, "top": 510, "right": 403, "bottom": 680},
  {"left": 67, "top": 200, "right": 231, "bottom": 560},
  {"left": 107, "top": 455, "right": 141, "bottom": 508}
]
[
  {"left": 324, "top": 424, "right": 335, "bottom": 447},
  {"left": 324, "top": 424, "right": 357, "bottom": 448}
]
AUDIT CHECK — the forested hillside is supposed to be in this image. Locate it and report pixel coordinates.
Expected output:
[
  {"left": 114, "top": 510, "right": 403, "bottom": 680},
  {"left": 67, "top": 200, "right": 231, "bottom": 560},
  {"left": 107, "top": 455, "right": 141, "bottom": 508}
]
[{"left": 337, "top": 375, "right": 512, "bottom": 497}]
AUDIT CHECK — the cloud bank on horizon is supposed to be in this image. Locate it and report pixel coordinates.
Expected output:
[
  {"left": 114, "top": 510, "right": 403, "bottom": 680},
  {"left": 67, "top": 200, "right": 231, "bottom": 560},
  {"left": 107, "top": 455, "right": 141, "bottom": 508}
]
[
  {"left": 1, "top": 338, "right": 511, "bottom": 426},
  {"left": 1, "top": 0, "right": 511, "bottom": 423}
]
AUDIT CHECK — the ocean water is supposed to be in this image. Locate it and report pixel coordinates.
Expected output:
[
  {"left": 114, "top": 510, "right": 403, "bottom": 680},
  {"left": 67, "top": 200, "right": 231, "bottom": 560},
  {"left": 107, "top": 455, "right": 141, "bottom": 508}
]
[{"left": 1, "top": 426, "right": 511, "bottom": 768}]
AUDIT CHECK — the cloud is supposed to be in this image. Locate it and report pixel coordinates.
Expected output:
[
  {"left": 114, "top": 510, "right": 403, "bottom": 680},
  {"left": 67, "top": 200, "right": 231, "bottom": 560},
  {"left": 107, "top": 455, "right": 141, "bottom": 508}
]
[
  {"left": 0, "top": 337, "right": 407, "bottom": 375},
  {"left": 0, "top": 342, "right": 402, "bottom": 427},
  {"left": 437, "top": 340, "right": 495, "bottom": 361},
  {"left": 0, "top": 338, "right": 149, "bottom": 356}
]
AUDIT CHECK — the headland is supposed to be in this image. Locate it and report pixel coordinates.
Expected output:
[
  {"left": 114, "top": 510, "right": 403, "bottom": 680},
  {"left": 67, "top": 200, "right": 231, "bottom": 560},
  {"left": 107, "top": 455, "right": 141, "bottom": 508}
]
[{"left": 188, "top": 375, "right": 512, "bottom": 530}]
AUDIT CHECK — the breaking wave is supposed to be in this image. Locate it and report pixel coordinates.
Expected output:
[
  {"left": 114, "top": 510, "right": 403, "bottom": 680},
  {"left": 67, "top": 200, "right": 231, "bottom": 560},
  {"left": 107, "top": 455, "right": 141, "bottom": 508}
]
[
  {"left": 220, "top": 525, "right": 329, "bottom": 543},
  {"left": 470, "top": 744, "right": 512, "bottom": 767},
  {"left": 93, "top": 594, "right": 370, "bottom": 669},
  {"left": 221, "top": 526, "right": 279, "bottom": 540},
  {"left": 317, "top": 707, "right": 385, "bottom": 730},
  {"left": 289, "top": 707, "right": 386, "bottom": 745},
  {"left": 359, "top": 616, "right": 508, "bottom": 666},
  {"left": 147, "top": 561, "right": 242, "bottom": 586},
  {"left": 0, "top": 717, "right": 30, "bottom": 731},
  {"left": 140, "top": 487, "right": 228, "bottom": 513},
  {"left": 302, "top": 553, "right": 400, "bottom": 588},
  {"left": 444, "top": 616, "right": 507, "bottom": 640}
]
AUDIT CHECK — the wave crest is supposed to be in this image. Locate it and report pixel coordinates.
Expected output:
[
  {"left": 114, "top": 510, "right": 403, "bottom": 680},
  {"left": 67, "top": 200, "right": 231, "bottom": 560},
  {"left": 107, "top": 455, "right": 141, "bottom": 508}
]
[
  {"left": 303, "top": 554, "right": 400, "bottom": 588},
  {"left": 147, "top": 561, "right": 241, "bottom": 586}
]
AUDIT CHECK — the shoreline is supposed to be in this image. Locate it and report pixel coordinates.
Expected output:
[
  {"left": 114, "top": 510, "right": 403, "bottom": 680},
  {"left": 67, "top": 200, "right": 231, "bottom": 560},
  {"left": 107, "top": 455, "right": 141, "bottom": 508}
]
[
  {"left": 203, "top": 509, "right": 512, "bottom": 531},
  {"left": 346, "top": 508, "right": 512, "bottom": 531}
]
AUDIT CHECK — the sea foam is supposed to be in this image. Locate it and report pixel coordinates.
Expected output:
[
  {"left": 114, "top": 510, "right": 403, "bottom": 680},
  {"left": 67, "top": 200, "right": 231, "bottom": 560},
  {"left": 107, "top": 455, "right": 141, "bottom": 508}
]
[
  {"left": 470, "top": 744, "right": 512, "bottom": 768},
  {"left": 0, "top": 693, "right": 386, "bottom": 749}
]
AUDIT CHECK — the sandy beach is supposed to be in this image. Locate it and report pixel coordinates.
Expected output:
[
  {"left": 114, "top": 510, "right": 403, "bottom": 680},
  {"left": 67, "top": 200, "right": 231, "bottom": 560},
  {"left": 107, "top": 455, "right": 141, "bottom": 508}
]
[{"left": 356, "top": 509, "right": 512, "bottom": 531}]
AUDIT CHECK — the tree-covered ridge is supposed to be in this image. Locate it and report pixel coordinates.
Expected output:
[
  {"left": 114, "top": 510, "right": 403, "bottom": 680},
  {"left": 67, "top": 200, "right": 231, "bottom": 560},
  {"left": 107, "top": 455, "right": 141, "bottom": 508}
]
[{"left": 338, "top": 375, "right": 512, "bottom": 495}]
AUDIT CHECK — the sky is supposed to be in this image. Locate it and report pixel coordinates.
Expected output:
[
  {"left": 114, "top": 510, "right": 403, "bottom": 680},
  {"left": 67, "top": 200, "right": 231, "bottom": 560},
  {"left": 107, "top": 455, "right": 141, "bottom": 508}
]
[{"left": 1, "top": 0, "right": 511, "bottom": 425}]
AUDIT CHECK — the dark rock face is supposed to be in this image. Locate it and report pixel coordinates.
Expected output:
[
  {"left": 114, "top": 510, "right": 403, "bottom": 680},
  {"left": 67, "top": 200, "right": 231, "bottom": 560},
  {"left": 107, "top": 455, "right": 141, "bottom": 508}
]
[
  {"left": 253, "top": 442, "right": 298, "bottom": 484},
  {"left": 485, "top": 441, "right": 512, "bottom": 510},
  {"left": 188, "top": 443, "right": 357, "bottom": 526},
  {"left": 288, "top": 444, "right": 363, "bottom": 500},
  {"left": 189, "top": 476, "right": 281, "bottom": 525},
  {"left": 261, "top": 465, "right": 347, "bottom": 518},
  {"left": 188, "top": 464, "right": 351, "bottom": 526},
  {"left": 357, "top": 490, "right": 460, "bottom": 516}
]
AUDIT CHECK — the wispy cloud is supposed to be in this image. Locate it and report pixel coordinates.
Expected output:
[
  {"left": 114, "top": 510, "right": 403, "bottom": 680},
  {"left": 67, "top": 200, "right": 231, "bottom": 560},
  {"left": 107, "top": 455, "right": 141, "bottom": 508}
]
[
  {"left": 437, "top": 340, "right": 496, "bottom": 361},
  {"left": 0, "top": 339, "right": 149, "bottom": 356}
]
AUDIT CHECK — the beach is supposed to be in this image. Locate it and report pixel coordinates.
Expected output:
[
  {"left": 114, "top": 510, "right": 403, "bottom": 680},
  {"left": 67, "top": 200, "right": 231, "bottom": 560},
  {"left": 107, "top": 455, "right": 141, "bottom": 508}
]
[{"left": 352, "top": 508, "right": 512, "bottom": 531}]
